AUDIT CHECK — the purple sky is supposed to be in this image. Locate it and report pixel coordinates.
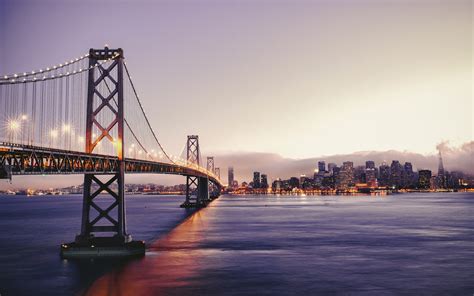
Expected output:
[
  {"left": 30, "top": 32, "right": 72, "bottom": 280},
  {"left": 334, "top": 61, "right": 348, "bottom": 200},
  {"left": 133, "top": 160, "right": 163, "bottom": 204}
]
[{"left": 0, "top": 0, "right": 472, "bottom": 188}]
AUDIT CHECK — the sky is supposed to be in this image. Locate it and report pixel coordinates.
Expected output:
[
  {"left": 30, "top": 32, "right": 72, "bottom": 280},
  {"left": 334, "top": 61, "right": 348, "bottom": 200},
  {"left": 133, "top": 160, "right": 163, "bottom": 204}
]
[{"left": 0, "top": 0, "right": 472, "bottom": 188}]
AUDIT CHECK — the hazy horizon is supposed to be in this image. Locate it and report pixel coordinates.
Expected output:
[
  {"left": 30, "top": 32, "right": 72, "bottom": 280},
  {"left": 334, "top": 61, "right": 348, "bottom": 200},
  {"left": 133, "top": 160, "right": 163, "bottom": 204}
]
[{"left": 0, "top": 0, "right": 472, "bottom": 189}]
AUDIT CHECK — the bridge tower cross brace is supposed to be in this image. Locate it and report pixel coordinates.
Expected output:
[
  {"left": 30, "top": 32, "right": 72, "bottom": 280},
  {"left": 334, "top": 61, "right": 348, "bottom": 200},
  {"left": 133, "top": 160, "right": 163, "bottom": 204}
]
[{"left": 76, "top": 47, "right": 130, "bottom": 244}]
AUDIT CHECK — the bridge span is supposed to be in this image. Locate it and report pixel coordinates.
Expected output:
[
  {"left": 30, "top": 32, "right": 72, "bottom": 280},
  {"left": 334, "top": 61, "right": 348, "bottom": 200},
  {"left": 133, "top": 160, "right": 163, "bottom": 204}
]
[{"left": 0, "top": 47, "right": 224, "bottom": 257}]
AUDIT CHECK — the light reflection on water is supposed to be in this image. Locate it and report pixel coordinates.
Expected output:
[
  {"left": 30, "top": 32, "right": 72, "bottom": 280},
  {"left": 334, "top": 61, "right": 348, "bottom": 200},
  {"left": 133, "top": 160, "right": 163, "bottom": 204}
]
[{"left": 84, "top": 204, "right": 216, "bottom": 296}]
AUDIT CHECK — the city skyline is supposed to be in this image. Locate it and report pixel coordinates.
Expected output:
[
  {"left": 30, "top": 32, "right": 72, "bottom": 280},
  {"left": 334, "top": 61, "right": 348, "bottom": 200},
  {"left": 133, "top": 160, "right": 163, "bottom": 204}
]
[{"left": 1, "top": 0, "right": 472, "bottom": 160}]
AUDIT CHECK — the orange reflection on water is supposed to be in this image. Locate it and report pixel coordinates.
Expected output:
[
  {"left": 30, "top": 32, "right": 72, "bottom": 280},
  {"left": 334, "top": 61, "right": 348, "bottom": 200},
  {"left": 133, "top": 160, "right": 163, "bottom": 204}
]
[{"left": 83, "top": 201, "right": 219, "bottom": 296}]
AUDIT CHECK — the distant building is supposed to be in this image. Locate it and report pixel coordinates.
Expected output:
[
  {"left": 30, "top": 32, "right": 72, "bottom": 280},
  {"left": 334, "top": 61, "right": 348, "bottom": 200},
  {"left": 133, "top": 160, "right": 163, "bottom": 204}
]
[
  {"left": 328, "top": 163, "right": 337, "bottom": 174},
  {"left": 365, "top": 161, "right": 375, "bottom": 169},
  {"left": 437, "top": 151, "right": 446, "bottom": 189},
  {"left": 336, "top": 161, "right": 354, "bottom": 189},
  {"left": 253, "top": 172, "right": 261, "bottom": 188},
  {"left": 379, "top": 162, "right": 390, "bottom": 187},
  {"left": 231, "top": 180, "right": 239, "bottom": 188},
  {"left": 354, "top": 165, "right": 366, "bottom": 183},
  {"left": 300, "top": 174, "right": 307, "bottom": 186},
  {"left": 228, "top": 167, "right": 234, "bottom": 188},
  {"left": 261, "top": 174, "right": 268, "bottom": 188},
  {"left": 365, "top": 167, "right": 377, "bottom": 188},
  {"left": 403, "top": 162, "right": 415, "bottom": 188},
  {"left": 289, "top": 177, "right": 300, "bottom": 189},
  {"left": 418, "top": 170, "right": 432, "bottom": 189},
  {"left": 390, "top": 160, "right": 403, "bottom": 188},
  {"left": 318, "top": 161, "right": 326, "bottom": 175}
]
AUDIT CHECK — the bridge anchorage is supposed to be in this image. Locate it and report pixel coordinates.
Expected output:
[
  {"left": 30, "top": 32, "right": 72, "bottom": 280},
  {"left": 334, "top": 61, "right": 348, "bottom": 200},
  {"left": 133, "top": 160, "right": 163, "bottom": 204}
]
[{"left": 0, "top": 46, "right": 223, "bottom": 258}]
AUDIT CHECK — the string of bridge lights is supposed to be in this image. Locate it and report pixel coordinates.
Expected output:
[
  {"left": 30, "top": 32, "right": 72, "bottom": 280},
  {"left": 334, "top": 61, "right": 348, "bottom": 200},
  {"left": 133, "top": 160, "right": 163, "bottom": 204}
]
[
  {"left": 0, "top": 53, "right": 89, "bottom": 81},
  {"left": 0, "top": 53, "right": 119, "bottom": 85}
]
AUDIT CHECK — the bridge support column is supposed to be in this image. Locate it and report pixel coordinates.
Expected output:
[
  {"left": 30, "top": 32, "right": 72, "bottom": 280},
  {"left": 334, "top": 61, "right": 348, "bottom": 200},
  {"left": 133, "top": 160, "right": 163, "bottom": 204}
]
[
  {"left": 181, "top": 176, "right": 210, "bottom": 208},
  {"left": 61, "top": 47, "right": 144, "bottom": 258}
]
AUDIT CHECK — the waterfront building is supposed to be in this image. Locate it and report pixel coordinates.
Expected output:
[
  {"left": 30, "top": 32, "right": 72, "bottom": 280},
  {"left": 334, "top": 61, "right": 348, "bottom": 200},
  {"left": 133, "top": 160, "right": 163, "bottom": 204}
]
[
  {"left": 365, "top": 167, "right": 377, "bottom": 188},
  {"left": 390, "top": 160, "right": 403, "bottom": 188},
  {"left": 354, "top": 165, "right": 366, "bottom": 183},
  {"left": 336, "top": 161, "right": 354, "bottom": 189},
  {"left": 318, "top": 161, "right": 326, "bottom": 175},
  {"left": 289, "top": 177, "right": 300, "bottom": 189},
  {"left": 261, "top": 174, "right": 269, "bottom": 189},
  {"left": 253, "top": 172, "right": 261, "bottom": 189},
  {"left": 232, "top": 180, "right": 239, "bottom": 188},
  {"left": 378, "top": 162, "right": 390, "bottom": 187},
  {"left": 328, "top": 163, "right": 337, "bottom": 174},
  {"left": 437, "top": 151, "right": 447, "bottom": 189},
  {"left": 418, "top": 169, "right": 432, "bottom": 189},
  {"left": 228, "top": 167, "right": 234, "bottom": 188},
  {"left": 403, "top": 162, "right": 415, "bottom": 188},
  {"left": 365, "top": 161, "right": 375, "bottom": 169}
]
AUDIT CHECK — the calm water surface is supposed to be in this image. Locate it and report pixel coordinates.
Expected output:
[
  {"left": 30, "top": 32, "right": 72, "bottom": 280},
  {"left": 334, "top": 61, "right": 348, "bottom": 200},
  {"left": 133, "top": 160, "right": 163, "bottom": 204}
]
[{"left": 0, "top": 193, "right": 473, "bottom": 295}]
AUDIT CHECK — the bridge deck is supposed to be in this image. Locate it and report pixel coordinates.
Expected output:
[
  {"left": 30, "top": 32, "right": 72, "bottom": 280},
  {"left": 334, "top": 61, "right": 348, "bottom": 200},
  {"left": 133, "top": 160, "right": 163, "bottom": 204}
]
[{"left": 0, "top": 143, "right": 222, "bottom": 186}]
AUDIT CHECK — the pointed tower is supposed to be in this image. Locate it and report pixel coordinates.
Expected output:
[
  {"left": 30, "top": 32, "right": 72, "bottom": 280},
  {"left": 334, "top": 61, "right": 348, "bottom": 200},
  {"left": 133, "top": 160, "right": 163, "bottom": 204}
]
[{"left": 437, "top": 150, "right": 446, "bottom": 188}]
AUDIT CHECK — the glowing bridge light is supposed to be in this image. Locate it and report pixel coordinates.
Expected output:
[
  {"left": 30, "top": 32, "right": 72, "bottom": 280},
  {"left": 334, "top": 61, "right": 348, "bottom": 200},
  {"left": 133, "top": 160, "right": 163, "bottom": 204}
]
[
  {"left": 8, "top": 120, "right": 20, "bottom": 131},
  {"left": 62, "top": 124, "right": 71, "bottom": 133},
  {"left": 50, "top": 130, "right": 58, "bottom": 138}
]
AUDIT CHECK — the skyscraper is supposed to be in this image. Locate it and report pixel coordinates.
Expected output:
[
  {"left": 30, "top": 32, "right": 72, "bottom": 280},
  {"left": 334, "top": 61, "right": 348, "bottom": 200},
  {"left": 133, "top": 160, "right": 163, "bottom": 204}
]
[
  {"left": 228, "top": 167, "right": 234, "bottom": 188},
  {"left": 378, "top": 162, "right": 390, "bottom": 187},
  {"left": 354, "top": 165, "right": 366, "bottom": 183},
  {"left": 336, "top": 161, "right": 354, "bottom": 189},
  {"left": 390, "top": 160, "right": 403, "bottom": 188},
  {"left": 328, "top": 163, "right": 337, "bottom": 174},
  {"left": 365, "top": 161, "right": 375, "bottom": 169},
  {"left": 418, "top": 170, "right": 432, "bottom": 189},
  {"left": 253, "top": 172, "right": 261, "bottom": 188},
  {"left": 261, "top": 174, "right": 268, "bottom": 188},
  {"left": 318, "top": 161, "right": 326, "bottom": 174},
  {"left": 437, "top": 150, "right": 446, "bottom": 188},
  {"left": 403, "top": 162, "right": 415, "bottom": 188}
]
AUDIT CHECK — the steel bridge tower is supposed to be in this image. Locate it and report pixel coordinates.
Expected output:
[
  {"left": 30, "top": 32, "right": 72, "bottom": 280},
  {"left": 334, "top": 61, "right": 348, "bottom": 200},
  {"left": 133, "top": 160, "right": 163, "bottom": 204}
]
[
  {"left": 63, "top": 47, "right": 144, "bottom": 258},
  {"left": 181, "top": 135, "right": 210, "bottom": 208}
]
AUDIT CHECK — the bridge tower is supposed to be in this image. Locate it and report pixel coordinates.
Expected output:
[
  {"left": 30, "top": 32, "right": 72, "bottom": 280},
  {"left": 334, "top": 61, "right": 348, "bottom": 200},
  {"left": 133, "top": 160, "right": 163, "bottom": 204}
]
[
  {"left": 181, "top": 135, "right": 210, "bottom": 208},
  {"left": 62, "top": 47, "right": 144, "bottom": 258},
  {"left": 215, "top": 167, "right": 220, "bottom": 179},
  {"left": 207, "top": 157, "right": 215, "bottom": 173}
]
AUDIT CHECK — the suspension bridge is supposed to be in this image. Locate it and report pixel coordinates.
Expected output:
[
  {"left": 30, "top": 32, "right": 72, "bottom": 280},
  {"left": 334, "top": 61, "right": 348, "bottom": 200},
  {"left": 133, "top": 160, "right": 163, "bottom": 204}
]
[{"left": 0, "top": 47, "right": 224, "bottom": 258}]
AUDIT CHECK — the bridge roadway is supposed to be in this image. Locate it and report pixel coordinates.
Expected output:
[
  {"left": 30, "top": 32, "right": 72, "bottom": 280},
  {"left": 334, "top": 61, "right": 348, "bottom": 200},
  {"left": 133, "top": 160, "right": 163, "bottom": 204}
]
[{"left": 0, "top": 142, "right": 223, "bottom": 187}]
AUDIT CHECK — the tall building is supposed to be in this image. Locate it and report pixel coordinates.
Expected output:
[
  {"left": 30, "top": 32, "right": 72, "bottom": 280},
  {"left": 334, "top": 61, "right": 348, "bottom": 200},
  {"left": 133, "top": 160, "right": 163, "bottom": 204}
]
[
  {"left": 365, "top": 161, "right": 375, "bottom": 169},
  {"left": 228, "top": 167, "right": 234, "bottom": 188},
  {"left": 253, "top": 172, "right": 261, "bottom": 188},
  {"left": 365, "top": 167, "right": 377, "bottom": 187},
  {"left": 336, "top": 161, "right": 354, "bottom": 189},
  {"left": 318, "top": 161, "right": 326, "bottom": 174},
  {"left": 261, "top": 174, "right": 268, "bottom": 188},
  {"left": 403, "top": 162, "right": 415, "bottom": 188},
  {"left": 390, "top": 160, "right": 403, "bottom": 188},
  {"left": 437, "top": 150, "right": 446, "bottom": 188},
  {"left": 354, "top": 165, "right": 366, "bottom": 183},
  {"left": 328, "top": 163, "right": 337, "bottom": 174},
  {"left": 378, "top": 162, "right": 390, "bottom": 187},
  {"left": 418, "top": 170, "right": 432, "bottom": 189}
]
